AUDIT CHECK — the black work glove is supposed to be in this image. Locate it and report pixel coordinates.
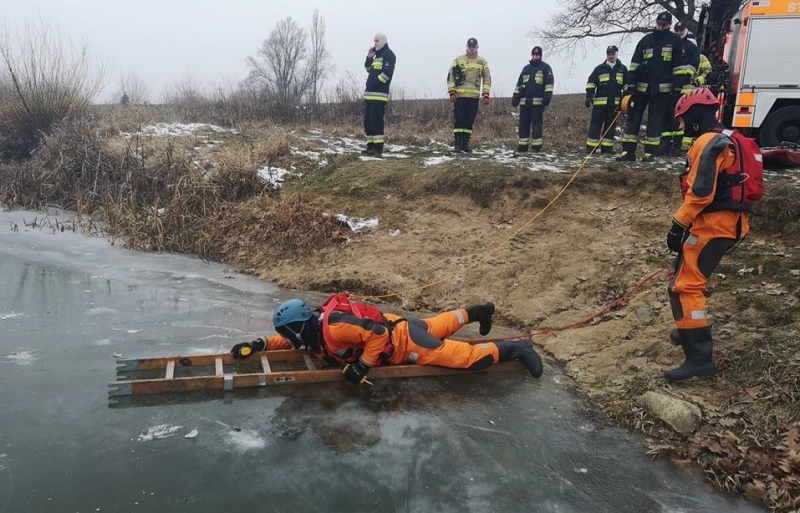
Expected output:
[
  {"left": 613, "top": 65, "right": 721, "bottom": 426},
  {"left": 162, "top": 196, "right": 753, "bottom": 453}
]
[
  {"left": 511, "top": 98, "right": 519, "bottom": 108},
  {"left": 231, "top": 337, "right": 266, "bottom": 359},
  {"left": 342, "top": 360, "right": 371, "bottom": 386},
  {"left": 585, "top": 99, "right": 592, "bottom": 108},
  {"left": 666, "top": 222, "right": 687, "bottom": 253},
  {"left": 543, "top": 99, "right": 550, "bottom": 107}
]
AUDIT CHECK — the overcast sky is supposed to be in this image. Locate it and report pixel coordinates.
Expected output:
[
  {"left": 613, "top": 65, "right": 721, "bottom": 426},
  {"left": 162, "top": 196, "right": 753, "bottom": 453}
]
[{"left": 1, "top": 0, "right": 628, "bottom": 102}]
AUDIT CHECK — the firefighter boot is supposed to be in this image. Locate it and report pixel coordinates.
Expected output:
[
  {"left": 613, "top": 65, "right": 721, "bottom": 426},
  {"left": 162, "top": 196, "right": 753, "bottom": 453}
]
[
  {"left": 665, "top": 327, "right": 717, "bottom": 382},
  {"left": 465, "top": 302, "right": 495, "bottom": 336},
  {"left": 453, "top": 134, "right": 463, "bottom": 154},
  {"left": 360, "top": 142, "right": 375, "bottom": 155},
  {"left": 616, "top": 150, "right": 636, "bottom": 162},
  {"left": 462, "top": 134, "right": 472, "bottom": 153},
  {"left": 600, "top": 145, "right": 614, "bottom": 155},
  {"left": 669, "top": 329, "right": 682, "bottom": 346},
  {"left": 496, "top": 340, "right": 544, "bottom": 378},
  {"left": 372, "top": 143, "right": 384, "bottom": 158},
  {"left": 515, "top": 144, "right": 529, "bottom": 155}
]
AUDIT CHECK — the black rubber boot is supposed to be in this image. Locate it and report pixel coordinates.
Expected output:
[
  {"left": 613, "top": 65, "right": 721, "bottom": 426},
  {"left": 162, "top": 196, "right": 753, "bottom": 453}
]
[
  {"left": 516, "top": 144, "right": 529, "bottom": 154},
  {"left": 372, "top": 143, "right": 384, "bottom": 158},
  {"left": 665, "top": 327, "right": 717, "bottom": 382},
  {"left": 600, "top": 146, "right": 614, "bottom": 155},
  {"left": 465, "top": 302, "right": 494, "bottom": 336},
  {"left": 462, "top": 134, "right": 472, "bottom": 153},
  {"left": 669, "top": 329, "right": 682, "bottom": 346},
  {"left": 360, "top": 142, "right": 374, "bottom": 155},
  {"left": 496, "top": 340, "right": 544, "bottom": 378},
  {"left": 453, "top": 134, "right": 463, "bottom": 153}
]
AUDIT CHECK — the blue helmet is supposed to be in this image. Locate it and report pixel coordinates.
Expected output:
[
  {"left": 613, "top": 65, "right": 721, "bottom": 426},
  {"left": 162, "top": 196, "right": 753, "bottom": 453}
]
[{"left": 273, "top": 299, "right": 313, "bottom": 328}]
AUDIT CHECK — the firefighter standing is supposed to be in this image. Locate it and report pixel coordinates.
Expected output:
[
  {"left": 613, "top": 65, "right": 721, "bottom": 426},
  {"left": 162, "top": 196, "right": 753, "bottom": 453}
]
[
  {"left": 231, "top": 297, "right": 544, "bottom": 385},
  {"left": 584, "top": 45, "right": 627, "bottom": 154},
  {"left": 665, "top": 88, "right": 761, "bottom": 381},
  {"left": 512, "top": 46, "right": 555, "bottom": 153},
  {"left": 692, "top": 53, "right": 713, "bottom": 88},
  {"left": 618, "top": 11, "right": 686, "bottom": 162},
  {"left": 659, "top": 22, "right": 700, "bottom": 156},
  {"left": 362, "top": 33, "right": 396, "bottom": 158},
  {"left": 447, "top": 37, "right": 492, "bottom": 153}
]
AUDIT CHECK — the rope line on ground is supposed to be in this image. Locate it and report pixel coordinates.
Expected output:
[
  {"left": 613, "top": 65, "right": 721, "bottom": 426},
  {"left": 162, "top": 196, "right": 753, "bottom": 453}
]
[
  {"left": 358, "top": 111, "right": 623, "bottom": 301},
  {"left": 455, "top": 262, "right": 672, "bottom": 343}
]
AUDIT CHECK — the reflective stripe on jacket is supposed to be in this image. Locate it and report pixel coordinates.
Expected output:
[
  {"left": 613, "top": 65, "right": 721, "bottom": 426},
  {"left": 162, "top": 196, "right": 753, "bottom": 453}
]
[
  {"left": 585, "top": 60, "right": 627, "bottom": 107},
  {"left": 364, "top": 44, "right": 396, "bottom": 102},
  {"left": 447, "top": 54, "right": 491, "bottom": 98},
  {"left": 512, "top": 60, "right": 554, "bottom": 106}
]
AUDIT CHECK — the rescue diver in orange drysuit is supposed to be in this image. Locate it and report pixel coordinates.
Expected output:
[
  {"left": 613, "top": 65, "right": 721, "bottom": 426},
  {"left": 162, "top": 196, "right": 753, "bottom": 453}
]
[
  {"left": 666, "top": 88, "right": 757, "bottom": 382},
  {"left": 231, "top": 298, "right": 543, "bottom": 385}
]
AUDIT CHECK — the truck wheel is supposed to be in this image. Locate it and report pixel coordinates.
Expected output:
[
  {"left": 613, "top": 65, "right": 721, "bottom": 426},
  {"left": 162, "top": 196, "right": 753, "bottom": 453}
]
[{"left": 758, "top": 106, "right": 800, "bottom": 147}]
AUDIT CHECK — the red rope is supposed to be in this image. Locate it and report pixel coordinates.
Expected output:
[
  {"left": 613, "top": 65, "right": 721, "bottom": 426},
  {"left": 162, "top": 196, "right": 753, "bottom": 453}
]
[{"left": 459, "top": 263, "right": 672, "bottom": 344}]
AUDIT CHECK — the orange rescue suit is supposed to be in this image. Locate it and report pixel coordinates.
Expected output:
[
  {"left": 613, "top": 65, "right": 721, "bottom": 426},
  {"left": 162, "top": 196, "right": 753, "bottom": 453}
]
[
  {"left": 263, "top": 309, "right": 499, "bottom": 370},
  {"left": 669, "top": 131, "right": 749, "bottom": 329}
]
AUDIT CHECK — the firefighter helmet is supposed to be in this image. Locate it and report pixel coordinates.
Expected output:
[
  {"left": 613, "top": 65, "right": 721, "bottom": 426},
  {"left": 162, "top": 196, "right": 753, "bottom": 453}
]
[{"left": 674, "top": 88, "right": 719, "bottom": 119}]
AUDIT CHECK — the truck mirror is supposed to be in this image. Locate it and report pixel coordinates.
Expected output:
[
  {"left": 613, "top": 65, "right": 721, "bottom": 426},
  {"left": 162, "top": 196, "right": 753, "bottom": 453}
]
[{"left": 723, "top": 19, "right": 733, "bottom": 32}]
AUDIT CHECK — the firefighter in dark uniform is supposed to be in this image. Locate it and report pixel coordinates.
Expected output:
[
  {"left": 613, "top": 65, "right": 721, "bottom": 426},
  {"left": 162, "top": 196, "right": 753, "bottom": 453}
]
[
  {"left": 361, "top": 33, "right": 396, "bottom": 158},
  {"left": 617, "top": 11, "right": 686, "bottom": 162},
  {"left": 447, "top": 37, "right": 492, "bottom": 153},
  {"left": 584, "top": 45, "right": 627, "bottom": 154},
  {"left": 511, "top": 46, "right": 554, "bottom": 153},
  {"left": 659, "top": 21, "right": 700, "bottom": 156},
  {"left": 230, "top": 297, "right": 544, "bottom": 385}
]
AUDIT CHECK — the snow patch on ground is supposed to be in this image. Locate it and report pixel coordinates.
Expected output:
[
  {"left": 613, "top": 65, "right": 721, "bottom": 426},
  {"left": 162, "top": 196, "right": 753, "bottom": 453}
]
[
  {"left": 335, "top": 214, "right": 379, "bottom": 233},
  {"left": 225, "top": 429, "right": 266, "bottom": 452},
  {"left": 137, "top": 424, "right": 183, "bottom": 442},
  {"left": 257, "top": 166, "right": 292, "bottom": 186},
  {"left": 121, "top": 123, "right": 238, "bottom": 139},
  {"left": 0, "top": 313, "right": 24, "bottom": 321}
]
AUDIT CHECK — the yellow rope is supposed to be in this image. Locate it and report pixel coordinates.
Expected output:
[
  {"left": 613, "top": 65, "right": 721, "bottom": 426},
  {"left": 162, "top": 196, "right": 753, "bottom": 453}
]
[{"left": 361, "top": 111, "right": 623, "bottom": 301}]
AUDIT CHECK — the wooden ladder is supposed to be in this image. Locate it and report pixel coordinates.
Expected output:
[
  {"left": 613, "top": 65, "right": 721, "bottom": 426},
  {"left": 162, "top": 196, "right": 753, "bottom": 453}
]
[{"left": 109, "top": 350, "right": 524, "bottom": 397}]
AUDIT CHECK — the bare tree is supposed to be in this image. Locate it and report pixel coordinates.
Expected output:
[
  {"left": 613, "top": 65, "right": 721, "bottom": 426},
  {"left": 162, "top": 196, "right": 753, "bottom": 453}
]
[
  {"left": 115, "top": 71, "right": 150, "bottom": 105},
  {"left": 306, "top": 10, "right": 332, "bottom": 106},
  {"left": 247, "top": 17, "right": 309, "bottom": 104},
  {"left": 532, "top": 0, "right": 744, "bottom": 55}
]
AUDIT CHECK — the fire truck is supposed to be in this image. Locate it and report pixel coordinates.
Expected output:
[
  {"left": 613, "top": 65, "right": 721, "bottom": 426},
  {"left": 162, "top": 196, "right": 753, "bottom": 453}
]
[{"left": 697, "top": 0, "right": 800, "bottom": 151}]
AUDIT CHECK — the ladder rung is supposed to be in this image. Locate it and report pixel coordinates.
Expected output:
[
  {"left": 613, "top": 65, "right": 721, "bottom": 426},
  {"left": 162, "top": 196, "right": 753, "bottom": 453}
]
[
  {"left": 165, "top": 361, "right": 175, "bottom": 380},
  {"left": 215, "top": 357, "right": 223, "bottom": 376},
  {"left": 261, "top": 355, "right": 272, "bottom": 374}
]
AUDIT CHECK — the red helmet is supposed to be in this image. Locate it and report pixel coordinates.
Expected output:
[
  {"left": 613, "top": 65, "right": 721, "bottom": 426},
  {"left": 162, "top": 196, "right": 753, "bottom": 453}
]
[{"left": 674, "top": 88, "right": 719, "bottom": 119}]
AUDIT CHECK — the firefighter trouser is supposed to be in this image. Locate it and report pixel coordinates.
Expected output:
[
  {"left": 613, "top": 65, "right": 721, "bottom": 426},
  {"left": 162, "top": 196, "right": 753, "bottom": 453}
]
[
  {"left": 668, "top": 211, "right": 749, "bottom": 329},
  {"left": 621, "top": 93, "right": 670, "bottom": 156},
  {"left": 364, "top": 100, "right": 386, "bottom": 149},
  {"left": 586, "top": 105, "right": 618, "bottom": 153},
  {"left": 453, "top": 97, "right": 479, "bottom": 136},
  {"left": 386, "top": 310, "right": 499, "bottom": 370},
  {"left": 660, "top": 94, "right": 684, "bottom": 148},
  {"left": 519, "top": 106, "right": 544, "bottom": 149}
]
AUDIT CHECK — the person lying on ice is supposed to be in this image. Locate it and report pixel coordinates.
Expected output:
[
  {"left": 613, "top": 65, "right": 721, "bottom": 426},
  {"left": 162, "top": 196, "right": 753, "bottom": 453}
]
[{"left": 230, "top": 294, "right": 543, "bottom": 385}]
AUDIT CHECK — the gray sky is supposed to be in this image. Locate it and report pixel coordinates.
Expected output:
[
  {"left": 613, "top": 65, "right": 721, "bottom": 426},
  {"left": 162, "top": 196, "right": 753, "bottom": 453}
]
[{"left": 1, "top": 0, "right": 627, "bottom": 102}]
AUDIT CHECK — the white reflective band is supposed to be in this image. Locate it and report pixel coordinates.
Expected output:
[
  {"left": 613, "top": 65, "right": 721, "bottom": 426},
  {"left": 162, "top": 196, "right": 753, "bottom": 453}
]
[
  {"left": 407, "top": 352, "right": 419, "bottom": 363},
  {"left": 454, "top": 309, "right": 466, "bottom": 324},
  {"left": 690, "top": 310, "right": 707, "bottom": 320}
]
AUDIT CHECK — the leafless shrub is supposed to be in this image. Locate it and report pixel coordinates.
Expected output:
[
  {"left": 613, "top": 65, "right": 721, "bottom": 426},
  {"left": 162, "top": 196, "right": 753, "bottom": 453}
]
[{"left": 0, "top": 23, "right": 105, "bottom": 158}]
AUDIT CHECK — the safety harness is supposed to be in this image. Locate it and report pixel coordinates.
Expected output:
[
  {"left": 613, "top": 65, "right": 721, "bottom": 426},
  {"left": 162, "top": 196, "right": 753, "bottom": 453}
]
[
  {"left": 317, "top": 293, "right": 401, "bottom": 367},
  {"left": 680, "top": 129, "right": 764, "bottom": 213}
]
